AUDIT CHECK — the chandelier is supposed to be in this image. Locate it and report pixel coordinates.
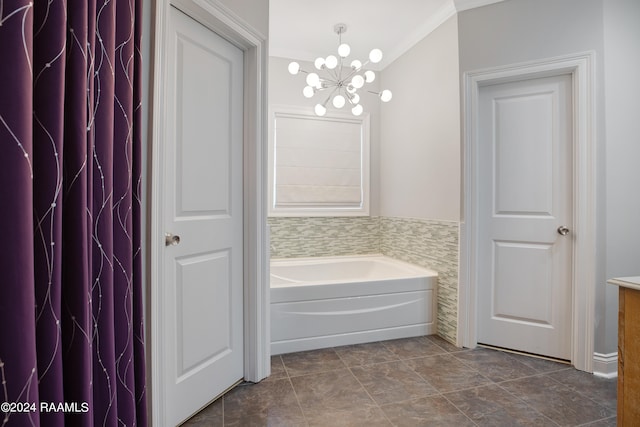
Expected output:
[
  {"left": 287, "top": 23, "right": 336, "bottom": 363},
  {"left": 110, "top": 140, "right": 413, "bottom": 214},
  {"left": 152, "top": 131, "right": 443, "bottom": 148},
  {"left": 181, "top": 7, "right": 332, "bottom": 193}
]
[{"left": 287, "top": 23, "right": 392, "bottom": 117}]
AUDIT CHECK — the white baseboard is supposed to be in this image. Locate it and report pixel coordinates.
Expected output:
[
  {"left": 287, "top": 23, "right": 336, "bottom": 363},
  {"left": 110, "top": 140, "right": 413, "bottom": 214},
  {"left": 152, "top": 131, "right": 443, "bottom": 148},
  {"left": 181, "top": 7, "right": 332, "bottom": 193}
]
[{"left": 593, "top": 352, "right": 618, "bottom": 378}]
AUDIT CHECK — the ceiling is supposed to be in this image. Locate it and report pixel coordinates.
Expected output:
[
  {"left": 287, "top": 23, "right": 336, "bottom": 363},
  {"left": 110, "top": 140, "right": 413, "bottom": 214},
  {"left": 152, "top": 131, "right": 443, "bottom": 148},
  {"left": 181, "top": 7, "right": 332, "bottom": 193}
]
[{"left": 269, "top": 0, "right": 504, "bottom": 70}]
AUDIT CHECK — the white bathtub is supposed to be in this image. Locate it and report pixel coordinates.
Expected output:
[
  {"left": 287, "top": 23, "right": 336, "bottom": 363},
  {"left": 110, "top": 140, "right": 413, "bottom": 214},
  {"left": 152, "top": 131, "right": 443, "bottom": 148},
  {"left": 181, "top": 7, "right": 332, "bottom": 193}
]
[{"left": 270, "top": 255, "right": 438, "bottom": 355}]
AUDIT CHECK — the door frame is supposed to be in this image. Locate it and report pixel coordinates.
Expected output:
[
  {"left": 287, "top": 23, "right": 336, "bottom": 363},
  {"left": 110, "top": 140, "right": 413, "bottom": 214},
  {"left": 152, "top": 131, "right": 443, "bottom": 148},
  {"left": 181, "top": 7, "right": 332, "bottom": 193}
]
[
  {"left": 459, "top": 52, "right": 596, "bottom": 372},
  {"left": 148, "top": 0, "right": 269, "bottom": 425}
]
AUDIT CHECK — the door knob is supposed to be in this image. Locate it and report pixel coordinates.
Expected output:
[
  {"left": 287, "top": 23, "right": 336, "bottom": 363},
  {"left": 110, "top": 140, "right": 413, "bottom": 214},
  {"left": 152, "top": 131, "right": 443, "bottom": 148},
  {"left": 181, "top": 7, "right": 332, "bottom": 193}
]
[
  {"left": 557, "top": 226, "right": 570, "bottom": 236},
  {"left": 165, "top": 233, "right": 181, "bottom": 246}
]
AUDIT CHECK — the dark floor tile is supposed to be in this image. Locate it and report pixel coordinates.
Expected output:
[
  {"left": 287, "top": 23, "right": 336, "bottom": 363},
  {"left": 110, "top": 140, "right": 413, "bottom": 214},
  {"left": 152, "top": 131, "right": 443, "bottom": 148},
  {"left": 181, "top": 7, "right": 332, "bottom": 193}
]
[
  {"left": 186, "top": 337, "right": 618, "bottom": 426},
  {"left": 305, "top": 406, "right": 392, "bottom": 427},
  {"left": 223, "top": 378, "right": 306, "bottom": 427},
  {"left": 580, "top": 416, "right": 617, "bottom": 426},
  {"left": 500, "top": 375, "right": 614, "bottom": 426},
  {"left": 381, "top": 395, "right": 476, "bottom": 427},
  {"left": 281, "top": 347, "right": 345, "bottom": 377},
  {"left": 382, "top": 336, "right": 449, "bottom": 359},
  {"left": 454, "top": 347, "right": 538, "bottom": 382},
  {"left": 290, "top": 368, "right": 377, "bottom": 419},
  {"left": 544, "top": 369, "right": 617, "bottom": 410},
  {"left": 502, "top": 350, "right": 571, "bottom": 374},
  {"left": 426, "top": 334, "right": 465, "bottom": 353},
  {"left": 334, "top": 341, "right": 399, "bottom": 366},
  {"left": 268, "top": 355, "right": 288, "bottom": 381},
  {"left": 445, "top": 383, "right": 557, "bottom": 426},
  {"left": 350, "top": 360, "right": 438, "bottom": 405},
  {"left": 405, "top": 354, "right": 492, "bottom": 392},
  {"left": 181, "top": 397, "right": 223, "bottom": 427}
]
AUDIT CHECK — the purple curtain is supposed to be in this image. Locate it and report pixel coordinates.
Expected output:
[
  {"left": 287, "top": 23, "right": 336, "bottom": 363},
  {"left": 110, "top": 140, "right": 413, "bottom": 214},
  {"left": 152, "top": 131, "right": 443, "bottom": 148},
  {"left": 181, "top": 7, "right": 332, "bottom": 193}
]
[{"left": 0, "top": 0, "right": 146, "bottom": 426}]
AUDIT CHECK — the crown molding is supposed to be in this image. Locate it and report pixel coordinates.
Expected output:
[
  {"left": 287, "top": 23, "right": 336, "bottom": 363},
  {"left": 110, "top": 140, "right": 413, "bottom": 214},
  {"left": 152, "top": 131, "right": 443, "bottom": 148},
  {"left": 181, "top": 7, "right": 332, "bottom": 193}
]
[
  {"left": 381, "top": 1, "right": 457, "bottom": 68},
  {"left": 453, "top": 0, "right": 505, "bottom": 12},
  {"left": 382, "top": 0, "right": 506, "bottom": 68},
  {"left": 269, "top": 0, "right": 507, "bottom": 70}
]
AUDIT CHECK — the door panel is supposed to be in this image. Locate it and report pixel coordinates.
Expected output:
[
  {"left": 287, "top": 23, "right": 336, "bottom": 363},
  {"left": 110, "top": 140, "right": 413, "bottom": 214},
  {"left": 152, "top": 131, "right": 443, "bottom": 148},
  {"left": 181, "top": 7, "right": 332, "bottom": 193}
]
[
  {"left": 164, "top": 6, "right": 244, "bottom": 425},
  {"left": 176, "top": 34, "right": 232, "bottom": 215},
  {"left": 176, "top": 250, "right": 231, "bottom": 376},
  {"left": 494, "top": 93, "right": 554, "bottom": 215},
  {"left": 492, "top": 241, "right": 553, "bottom": 325},
  {"left": 477, "top": 74, "right": 572, "bottom": 360}
]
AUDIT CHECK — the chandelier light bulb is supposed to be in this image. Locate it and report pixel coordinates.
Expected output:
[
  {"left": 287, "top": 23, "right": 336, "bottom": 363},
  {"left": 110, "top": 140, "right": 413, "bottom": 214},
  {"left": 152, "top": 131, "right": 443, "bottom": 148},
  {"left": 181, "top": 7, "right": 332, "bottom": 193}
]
[
  {"left": 352, "top": 104, "right": 363, "bottom": 116},
  {"left": 325, "top": 55, "right": 338, "bottom": 70},
  {"left": 369, "top": 48, "right": 383, "bottom": 63},
  {"left": 288, "top": 61, "right": 301, "bottom": 75},
  {"left": 303, "top": 86, "right": 315, "bottom": 98},
  {"left": 338, "top": 43, "right": 351, "bottom": 58},
  {"left": 306, "top": 72, "right": 320, "bottom": 87},
  {"left": 350, "top": 60, "right": 362, "bottom": 70},
  {"left": 364, "top": 70, "right": 376, "bottom": 83},
  {"left": 332, "top": 95, "right": 346, "bottom": 108},
  {"left": 350, "top": 93, "right": 360, "bottom": 104},
  {"left": 346, "top": 84, "right": 356, "bottom": 94},
  {"left": 314, "top": 57, "right": 326, "bottom": 70},
  {"left": 314, "top": 103, "right": 327, "bottom": 116},
  {"left": 351, "top": 75, "right": 365, "bottom": 89},
  {"left": 380, "top": 89, "right": 393, "bottom": 102}
]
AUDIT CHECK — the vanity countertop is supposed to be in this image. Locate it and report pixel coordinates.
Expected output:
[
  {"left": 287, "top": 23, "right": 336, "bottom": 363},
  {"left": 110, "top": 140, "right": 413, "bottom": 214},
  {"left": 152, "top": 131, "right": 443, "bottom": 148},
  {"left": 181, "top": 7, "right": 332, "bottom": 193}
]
[{"left": 608, "top": 276, "right": 640, "bottom": 291}]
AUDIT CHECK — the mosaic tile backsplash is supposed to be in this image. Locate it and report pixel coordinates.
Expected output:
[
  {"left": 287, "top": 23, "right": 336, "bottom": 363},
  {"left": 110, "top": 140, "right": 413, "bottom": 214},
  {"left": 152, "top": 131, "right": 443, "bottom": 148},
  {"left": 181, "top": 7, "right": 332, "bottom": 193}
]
[
  {"left": 380, "top": 217, "right": 459, "bottom": 345},
  {"left": 268, "top": 216, "right": 460, "bottom": 345},
  {"left": 268, "top": 216, "right": 380, "bottom": 258}
]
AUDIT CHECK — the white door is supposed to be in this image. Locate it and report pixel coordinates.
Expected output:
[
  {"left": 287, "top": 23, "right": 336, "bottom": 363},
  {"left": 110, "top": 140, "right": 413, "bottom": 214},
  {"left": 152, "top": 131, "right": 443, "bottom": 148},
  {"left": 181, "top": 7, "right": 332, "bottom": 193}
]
[
  {"left": 163, "top": 7, "right": 244, "bottom": 425},
  {"left": 477, "top": 74, "right": 573, "bottom": 360}
]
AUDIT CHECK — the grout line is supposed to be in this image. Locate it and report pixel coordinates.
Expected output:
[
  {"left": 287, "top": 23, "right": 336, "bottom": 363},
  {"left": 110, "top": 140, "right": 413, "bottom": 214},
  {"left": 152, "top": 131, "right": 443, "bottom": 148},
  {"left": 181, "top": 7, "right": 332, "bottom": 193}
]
[
  {"left": 332, "top": 343, "right": 397, "bottom": 425},
  {"left": 541, "top": 371, "right": 618, "bottom": 416},
  {"left": 575, "top": 415, "right": 617, "bottom": 426},
  {"left": 281, "top": 347, "right": 348, "bottom": 379},
  {"left": 492, "top": 380, "right": 562, "bottom": 426},
  {"left": 287, "top": 374, "right": 310, "bottom": 427},
  {"left": 438, "top": 392, "right": 481, "bottom": 427},
  {"left": 280, "top": 349, "right": 313, "bottom": 426},
  {"left": 345, "top": 365, "right": 395, "bottom": 426}
]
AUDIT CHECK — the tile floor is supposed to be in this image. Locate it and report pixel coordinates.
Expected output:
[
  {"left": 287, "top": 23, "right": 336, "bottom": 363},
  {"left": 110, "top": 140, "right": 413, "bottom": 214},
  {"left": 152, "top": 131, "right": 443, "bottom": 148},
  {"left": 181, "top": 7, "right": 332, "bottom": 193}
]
[{"left": 183, "top": 335, "right": 617, "bottom": 426}]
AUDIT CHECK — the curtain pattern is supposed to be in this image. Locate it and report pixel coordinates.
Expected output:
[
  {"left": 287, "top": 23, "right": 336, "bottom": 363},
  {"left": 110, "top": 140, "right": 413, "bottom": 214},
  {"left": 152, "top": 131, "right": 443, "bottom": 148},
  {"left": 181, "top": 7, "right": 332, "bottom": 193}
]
[{"left": 0, "top": 0, "right": 146, "bottom": 426}]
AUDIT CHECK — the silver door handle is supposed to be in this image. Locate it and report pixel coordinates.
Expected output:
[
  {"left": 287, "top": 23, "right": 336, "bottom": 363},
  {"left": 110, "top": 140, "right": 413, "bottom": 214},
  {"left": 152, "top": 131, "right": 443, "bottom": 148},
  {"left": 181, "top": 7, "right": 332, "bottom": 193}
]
[
  {"left": 165, "top": 233, "right": 181, "bottom": 246},
  {"left": 557, "top": 226, "right": 570, "bottom": 236}
]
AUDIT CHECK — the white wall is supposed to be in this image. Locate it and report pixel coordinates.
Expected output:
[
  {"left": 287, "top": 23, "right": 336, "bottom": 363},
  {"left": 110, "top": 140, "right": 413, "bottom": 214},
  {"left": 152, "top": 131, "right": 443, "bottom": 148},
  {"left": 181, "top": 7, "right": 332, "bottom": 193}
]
[
  {"left": 216, "top": 0, "right": 269, "bottom": 37},
  {"left": 604, "top": 0, "right": 640, "bottom": 351},
  {"left": 458, "top": 0, "right": 614, "bottom": 355},
  {"left": 379, "top": 16, "right": 461, "bottom": 221},
  {"left": 268, "top": 56, "right": 382, "bottom": 214}
]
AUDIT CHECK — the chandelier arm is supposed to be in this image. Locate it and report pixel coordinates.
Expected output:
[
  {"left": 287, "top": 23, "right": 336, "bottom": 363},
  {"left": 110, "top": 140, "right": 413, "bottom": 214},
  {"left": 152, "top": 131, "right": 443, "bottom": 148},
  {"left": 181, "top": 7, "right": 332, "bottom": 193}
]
[
  {"left": 342, "top": 68, "right": 359, "bottom": 82},
  {"left": 327, "top": 67, "right": 340, "bottom": 81},
  {"left": 342, "top": 61, "right": 370, "bottom": 82},
  {"left": 320, "top": 77, "right": 339, "bottom": 88},
  {"left": 321, "top": 87, "right": 339, "bottom": 106}
]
